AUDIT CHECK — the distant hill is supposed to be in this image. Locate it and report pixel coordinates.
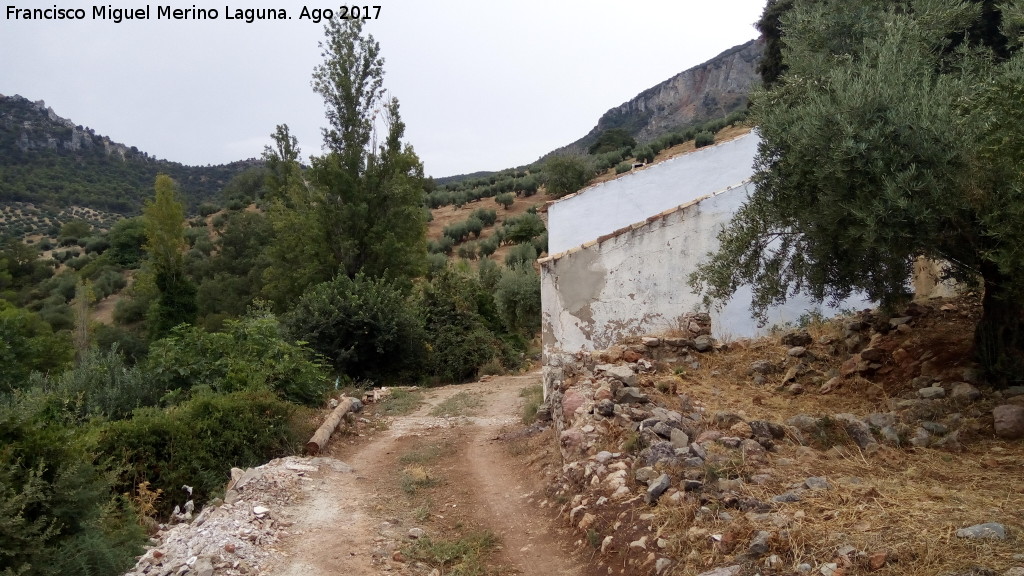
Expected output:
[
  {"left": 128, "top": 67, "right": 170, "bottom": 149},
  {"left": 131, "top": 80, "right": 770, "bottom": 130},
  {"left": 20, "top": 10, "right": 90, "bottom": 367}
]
[
  {"left": 0, "top": 94, "right": 260, "bottom": 214},
  {"left": 549, "top": 38, "right": 763, "bottom": 158}
]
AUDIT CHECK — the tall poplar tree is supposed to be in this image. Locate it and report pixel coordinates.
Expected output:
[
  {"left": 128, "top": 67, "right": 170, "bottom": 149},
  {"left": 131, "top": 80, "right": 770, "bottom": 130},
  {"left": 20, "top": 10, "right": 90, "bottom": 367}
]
[
  {"left": 309, "top": 18, "right": 427, "bottom": 285},
  {"left": 143, "top": 174, "right": 196, "bottom": 337}
]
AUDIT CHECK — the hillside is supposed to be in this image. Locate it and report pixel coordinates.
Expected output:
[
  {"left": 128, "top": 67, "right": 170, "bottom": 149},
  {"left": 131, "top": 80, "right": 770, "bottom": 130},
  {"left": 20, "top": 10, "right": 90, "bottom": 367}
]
[{"left": 0, "top": 94, "right": 259, "bottom": 215}]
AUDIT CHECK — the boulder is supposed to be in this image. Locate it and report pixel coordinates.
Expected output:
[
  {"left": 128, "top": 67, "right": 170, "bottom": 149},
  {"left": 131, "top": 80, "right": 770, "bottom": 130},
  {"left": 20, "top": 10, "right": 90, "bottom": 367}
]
[{"left": 993, "top": 405, "right": 1024, "bottom": 439}]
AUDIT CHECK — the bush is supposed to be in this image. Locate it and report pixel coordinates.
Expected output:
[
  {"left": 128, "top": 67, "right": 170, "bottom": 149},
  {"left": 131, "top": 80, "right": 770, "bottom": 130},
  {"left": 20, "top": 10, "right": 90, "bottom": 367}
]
[
  {"left": 478, "top": 236, "right": 499, "bottom": 258},
  {"left": 147, "top": 309, "right": 329, "bottom": 406},
  {"left": 504, "top": 243, "right": 538, "bottom": 268},
  {"left": 494, "top": 192, "right": 514, "bottom": 210},
  {"left": 197, "top": 203, "right": 219, "bottom": 217},
  {"left": 96, "top": 390, "right": 311, "bottom": 518},
  {"left": 494, "top": 265, "right": 541, "bottom": 335},
  {"left": 695, "top": 130, "right": 715, "bottom": 148},
  {"left": 615, "top": 161, "right": 633, "bottom": 174},
  {"left": 635, "top": 145, "right": 656, "bottom": 164},
  {"left": 471, "top": 208, "right": 497, "bottom": 226},
  {"left": 421, "top": 269, "right": 502, "bottom": 383},
  {"left": 428, "top": 236, "right": 455, "bottom": 255},
  {"left": 501, "top": 212, "right": 545, "bottom": 245},
  {"left": 456, "top": 241, "right": 478, "bottom": 260},
  {"left": 84, "top": 236, "right": 110, "bottom": 254},
  {"left": 0, "top": 391, "right": 145, "bottom": 576},
  {"left": 464, "top": 216, "right": 483, "bottom": 239},
  {"left": 284, "top": 274, "right": 425, "bottom": 384},
  {"left": 543, "top": 154, "right": 594, "bottom": 198},
  {"left": 49, "top": 347, "right": 163, "bottom": 421}
]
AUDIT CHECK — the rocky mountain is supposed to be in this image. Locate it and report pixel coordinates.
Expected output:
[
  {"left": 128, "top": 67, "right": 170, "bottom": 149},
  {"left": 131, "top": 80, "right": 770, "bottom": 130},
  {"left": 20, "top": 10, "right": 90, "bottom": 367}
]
[
  {"left": 0, "top": 94, "right": 259, "bottom": 214},
  {"left": 558, "top": 38, "right": 763, "bottom": 155}
]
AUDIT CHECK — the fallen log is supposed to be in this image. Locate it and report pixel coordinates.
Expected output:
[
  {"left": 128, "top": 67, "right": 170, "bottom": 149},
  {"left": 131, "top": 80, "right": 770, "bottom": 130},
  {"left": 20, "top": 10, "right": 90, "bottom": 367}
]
[{"left": 305, "top": 397, "right": 356, "bottom": 455}]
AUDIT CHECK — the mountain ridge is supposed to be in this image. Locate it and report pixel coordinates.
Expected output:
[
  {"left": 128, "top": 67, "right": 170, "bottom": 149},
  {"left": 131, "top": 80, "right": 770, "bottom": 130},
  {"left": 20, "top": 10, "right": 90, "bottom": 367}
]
[
  {"left": 0, "top": 93, "right": 259, "bottom": 214},
  {"left": 550, "top": 38, "right": 763, "bottom": 158}
]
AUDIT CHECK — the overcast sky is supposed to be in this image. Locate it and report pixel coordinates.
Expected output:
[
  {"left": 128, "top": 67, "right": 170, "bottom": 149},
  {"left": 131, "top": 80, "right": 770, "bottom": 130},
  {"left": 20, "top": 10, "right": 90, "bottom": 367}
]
[{"left": 1, "top": 1, "right": 765, "bottom": 177}]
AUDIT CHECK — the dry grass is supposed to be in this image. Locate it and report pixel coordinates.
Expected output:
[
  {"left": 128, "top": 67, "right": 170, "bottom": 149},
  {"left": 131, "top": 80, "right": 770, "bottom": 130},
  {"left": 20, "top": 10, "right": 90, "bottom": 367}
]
[{"left": 568, "top": 297, "right": 1024, "bottom": 575}]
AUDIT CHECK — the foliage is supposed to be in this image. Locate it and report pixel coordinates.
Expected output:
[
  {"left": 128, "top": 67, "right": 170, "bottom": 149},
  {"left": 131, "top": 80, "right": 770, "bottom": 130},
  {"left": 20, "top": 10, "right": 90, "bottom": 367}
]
[
  {"left": 494, "top": 192, "right": 514, "bottom": 209},
  {"left": 308, "top": 19, "right": 428, "bottom": 287},
  {"left": 615, "top": 161, "right": 633, "bottom": 174},
  {"left": 543, "top": 154, "right": 594, "bottom": 198},
  {"left": 494, "top": 264, "right": 541, "bottom": 335},
  {"left": 143, "top": 176, "right": 196, "bottom": 338},
  {"left": 145, "top": 308, "right": 329, "bottom": 406},
  {"left": 284, "top": 273, "right": 425, "bottom": 383},
  {"left": 501, "top": 212, "right": 546, "bottom": 245},
  {"left": 692, "top": 0, "right": 1024, "bottom": 384},
  {"left": 194, "top": 211, "right": 271, "bottom": 320},
  {"left": 0, "top": 301, "right": 72, "bottom": 394},
  {"left": 96, "top": 390, "right": 311, "bottom": 518},
  {"left": 694, "top": 130, "right": 715, "bottom": 148},
  {"left": 588, "top": 128, "right": 637, "bottom": 155},
  {"left": 405, "top": 531, "right": 499, "bottom": 576},
  {"left": 420, "top": 268, "right": 502, "bottom": 383},
  {"left": 504, "top": 243, "right": 538, "bottom": 269},
  {"left": 44, "top": 346, "right": 163, "bottom": 422},
  {"left": 0, "top": 391, "right": 145, "bottom": 576}
]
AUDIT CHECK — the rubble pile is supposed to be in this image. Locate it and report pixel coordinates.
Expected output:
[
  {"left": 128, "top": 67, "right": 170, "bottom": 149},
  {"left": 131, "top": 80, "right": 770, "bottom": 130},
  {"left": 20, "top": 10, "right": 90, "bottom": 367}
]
[{"left": 123, "top": 457, "right": 352, "bottom": 576}]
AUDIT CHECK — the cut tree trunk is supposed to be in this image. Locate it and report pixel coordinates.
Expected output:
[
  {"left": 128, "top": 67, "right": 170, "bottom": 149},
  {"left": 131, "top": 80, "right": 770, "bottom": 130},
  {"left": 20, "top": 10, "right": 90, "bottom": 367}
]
[{"left": 306, "top": 397, "right": 356, "bottom": 455}]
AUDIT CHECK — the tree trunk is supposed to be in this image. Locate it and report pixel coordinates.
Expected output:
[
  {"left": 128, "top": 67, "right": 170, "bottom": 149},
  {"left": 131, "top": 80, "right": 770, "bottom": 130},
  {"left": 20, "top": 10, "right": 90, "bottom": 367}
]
[
  {"left": 974, "top": 260, "right": 1024, "bottom": 387},
  {"left": 305, "top": 397, "right": 356, "bottom": 455}
]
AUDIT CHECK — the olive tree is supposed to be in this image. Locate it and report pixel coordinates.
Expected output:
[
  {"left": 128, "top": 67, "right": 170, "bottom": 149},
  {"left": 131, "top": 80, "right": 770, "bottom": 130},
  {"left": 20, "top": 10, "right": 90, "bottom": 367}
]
[{"left": 691, "top": 0, "right": 1024, "bottom": 384}]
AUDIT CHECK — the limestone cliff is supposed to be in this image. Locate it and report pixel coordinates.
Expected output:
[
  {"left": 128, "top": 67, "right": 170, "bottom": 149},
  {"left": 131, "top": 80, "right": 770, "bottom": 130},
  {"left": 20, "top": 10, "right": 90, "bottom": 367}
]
[{"left": 561, "top": 38, "right": 763, "bottom": 153}]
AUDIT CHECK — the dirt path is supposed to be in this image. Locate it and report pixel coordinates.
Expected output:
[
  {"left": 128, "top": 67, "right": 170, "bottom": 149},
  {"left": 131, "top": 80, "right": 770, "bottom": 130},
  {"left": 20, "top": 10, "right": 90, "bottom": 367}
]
[{"left": 263, "top": 372, "right": 582, "bottom": 576}]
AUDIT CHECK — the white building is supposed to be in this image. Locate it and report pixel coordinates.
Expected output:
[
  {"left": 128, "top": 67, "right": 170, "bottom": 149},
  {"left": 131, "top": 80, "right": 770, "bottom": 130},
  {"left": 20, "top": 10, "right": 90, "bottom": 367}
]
[{"left": 540, "top": 131, "right": 868, "bottom": 362}]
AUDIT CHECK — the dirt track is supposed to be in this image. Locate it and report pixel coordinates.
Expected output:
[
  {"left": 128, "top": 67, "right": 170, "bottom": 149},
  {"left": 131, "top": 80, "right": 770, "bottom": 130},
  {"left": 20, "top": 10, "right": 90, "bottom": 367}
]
[{"left": 263, "top": 372, "right": 582, "bottom": 576}]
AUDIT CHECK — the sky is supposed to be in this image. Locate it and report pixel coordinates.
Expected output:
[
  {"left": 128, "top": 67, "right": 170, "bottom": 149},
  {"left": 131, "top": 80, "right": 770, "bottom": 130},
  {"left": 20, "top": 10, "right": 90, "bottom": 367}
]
[{"left": 1, "top": 1, "right": 766, "bottom": 178}]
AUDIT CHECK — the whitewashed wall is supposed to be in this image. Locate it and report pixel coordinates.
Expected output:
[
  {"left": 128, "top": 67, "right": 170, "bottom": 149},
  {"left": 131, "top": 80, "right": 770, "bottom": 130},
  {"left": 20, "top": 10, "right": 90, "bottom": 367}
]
[
  {"left": 547, "top": 132, "right": 761, "bottom": 255},
  {"left": 540, "top": 184, "right": 867, "bottom": 357}
]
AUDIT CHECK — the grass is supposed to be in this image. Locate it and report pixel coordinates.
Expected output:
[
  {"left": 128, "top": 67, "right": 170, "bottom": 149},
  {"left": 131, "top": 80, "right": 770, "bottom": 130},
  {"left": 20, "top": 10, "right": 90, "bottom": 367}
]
[
  {"left": 376, "top": 388, "right": 424, "bottom": 416},
  {"left": 429, "top": 391, "right": 483, "bottom": 418},
  {"left": 405, "top": 530, "right": 500, "bottom": 576},
  {"left": 519, "top": 383, "right": 543, "bottom": 424},
  {"left": 400, "top": 465, "right": 440, "bottom": 495}
]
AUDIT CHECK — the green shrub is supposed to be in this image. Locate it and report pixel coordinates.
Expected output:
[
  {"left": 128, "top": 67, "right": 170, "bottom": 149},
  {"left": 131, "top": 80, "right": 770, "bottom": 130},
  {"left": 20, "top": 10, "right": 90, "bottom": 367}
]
[
  {"left": 543, "top": 154, "right": 594, "bottom": 198},
  {"left": 494, "top": 265, "right": 541, "bottom": 335},
  {"left": 504, "top": 243, "right": 538, "bottom": 268},
  {"left": 464, "top": 216, "right": 484, "bottom": 239},
  {"left": 695, "top": 130, "right": 715, "bottom": 148},
  {"left": 0, "top": 302, "right": 73, "bottom": 394},
  {"left": 0, "top": 391, "right": 145, "bottom": 576},
  {"left": 428, "top": 236, "right": 455, "bottom": 255},
  {"left": 501, "top": 212, "right": 545, "bottom": 245},
  {"left": 97, "top": 390, "right": 311, "bottom": 518},
  {"left": 284, "top": 274, "right": 425, "bottom": 384},
  {"left": 49, "top": 347, "right": 163, "bottom": 421},
  {"left": 494, "top": 192, "right": 514, "bottom": 209},
  {"left": 635, "top": 145, "right": 656, "bottom": 164},
  {"left": 456, "top": 241, "right": 478, "bottom": 260},
  {"left": 426, "top": 252, "right": 448, "bottom": 277},
  {"left": 197, "top": 203, "right": 219, "bottom": 217},
  {"left": 615, "top": 161, "right": 633, "bottom": 174},
  {"left": 478, "top": 236, "right": 499, "bottom": 258},
  {"left": 471, "top": 208, "right": 497, "bottom": 226},
  {"left": 421, "top": 269, "right": 502, "bottom": 383},
  {"left": 147, "top": 309, "right": 330, "bottom": 406}
]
